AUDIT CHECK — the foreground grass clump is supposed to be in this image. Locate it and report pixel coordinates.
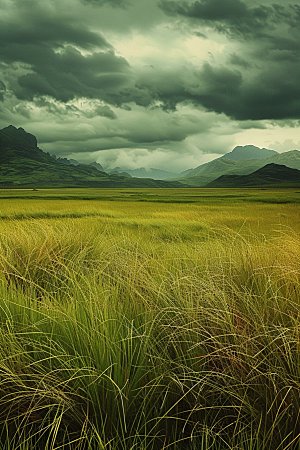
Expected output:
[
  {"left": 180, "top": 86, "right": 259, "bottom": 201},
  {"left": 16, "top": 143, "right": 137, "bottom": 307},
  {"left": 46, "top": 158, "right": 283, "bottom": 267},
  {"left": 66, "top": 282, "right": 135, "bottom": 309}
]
[{"left": 0, "top": 206, "right": 300, "bottom": 449}]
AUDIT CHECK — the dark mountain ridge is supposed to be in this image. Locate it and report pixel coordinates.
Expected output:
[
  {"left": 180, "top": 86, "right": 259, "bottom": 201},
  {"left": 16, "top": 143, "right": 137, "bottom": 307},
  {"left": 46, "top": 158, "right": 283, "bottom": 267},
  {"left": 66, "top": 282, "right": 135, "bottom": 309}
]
[
  {"left": 206, "top": 163, "right": 300, "bottom": 187},
  {"left": 0, "top": 125, "right": 52, "bottom": 165},
  {"left": 0, "top": 126, "right": 185, "bottom": 188}
]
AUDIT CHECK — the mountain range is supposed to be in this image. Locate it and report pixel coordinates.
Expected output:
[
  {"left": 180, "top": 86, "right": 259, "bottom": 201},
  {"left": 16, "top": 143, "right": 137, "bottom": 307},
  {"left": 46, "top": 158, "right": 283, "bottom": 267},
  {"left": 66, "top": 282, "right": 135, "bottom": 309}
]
[
  {"left": 1, "top": 125, "right": 300, "bottom": 188},
  {"left": 96, "top": 145, "right": 300, "bottom": 184},
  {"left": 106, "top": 167, "right": 179, "bottom": 179},
  {"left": 178, "top": 145, "right": 300, "bottom": 186},
  {"left": 0, "top": 125, "right": 184, "bottom": 188}
]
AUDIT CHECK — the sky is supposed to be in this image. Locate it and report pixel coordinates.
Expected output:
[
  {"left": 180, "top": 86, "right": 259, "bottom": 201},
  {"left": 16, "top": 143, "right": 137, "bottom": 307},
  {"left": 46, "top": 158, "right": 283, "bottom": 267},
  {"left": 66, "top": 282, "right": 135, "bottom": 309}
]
[{"left": 0, "top": 0, "right": 300, "bottom": 172}]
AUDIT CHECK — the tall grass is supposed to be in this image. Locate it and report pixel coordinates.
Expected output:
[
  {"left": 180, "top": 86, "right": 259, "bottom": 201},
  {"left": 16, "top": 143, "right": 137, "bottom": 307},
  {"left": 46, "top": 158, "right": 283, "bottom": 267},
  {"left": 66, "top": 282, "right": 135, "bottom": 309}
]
[{"left": 0, "top": 205, "right": 299, "bottom": 449}]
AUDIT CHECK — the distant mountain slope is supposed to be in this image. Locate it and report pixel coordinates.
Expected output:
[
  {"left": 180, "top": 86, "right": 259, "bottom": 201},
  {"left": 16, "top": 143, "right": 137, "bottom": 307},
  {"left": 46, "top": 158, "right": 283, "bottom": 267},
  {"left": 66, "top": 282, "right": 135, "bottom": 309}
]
[
  {"left": 0, "top": 126, "right": 185, "bottom": 188},
  {"left": 107, "top": 167, "right": 132, "bottom": 177},
  {"left": 267, "top": 150, "right": 300, "bottom": 168},
  {"left": 220, "top": 145, "right": 277, "bottom": 161},
  {"left": 206, "top": 163, "right": 300, "bottom": 187},
  {"left": 107, "top": 167, "right": 179, "bottom": 180},
  {"left": 180, "top": 146, "right": 300, "bottom": 186},
  {"left": 89, "top": 161, "right": 105, "bottom": 172}
]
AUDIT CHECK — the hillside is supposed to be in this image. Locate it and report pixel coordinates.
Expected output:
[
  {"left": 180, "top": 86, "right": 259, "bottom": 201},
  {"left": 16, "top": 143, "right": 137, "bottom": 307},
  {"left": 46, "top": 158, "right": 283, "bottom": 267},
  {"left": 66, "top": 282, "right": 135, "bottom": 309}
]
[
  {"left": 220, "top": 145, "right": 277, "bottom": 161},
  {"left": 180, "top": 146, "right": 300, "bottom": 186},
  {"left": 0, "top": 126, "right": 185, "bottom": 188},
  {"left": 206, "top": 163, "right": 300, "bottom": 187}
]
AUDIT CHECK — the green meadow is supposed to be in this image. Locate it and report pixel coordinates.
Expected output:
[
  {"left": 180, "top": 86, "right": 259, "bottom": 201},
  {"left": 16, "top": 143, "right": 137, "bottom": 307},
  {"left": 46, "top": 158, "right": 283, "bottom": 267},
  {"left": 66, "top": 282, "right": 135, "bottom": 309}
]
[{"left": 0, "top": 188, "right": 300, "bottom": 450}]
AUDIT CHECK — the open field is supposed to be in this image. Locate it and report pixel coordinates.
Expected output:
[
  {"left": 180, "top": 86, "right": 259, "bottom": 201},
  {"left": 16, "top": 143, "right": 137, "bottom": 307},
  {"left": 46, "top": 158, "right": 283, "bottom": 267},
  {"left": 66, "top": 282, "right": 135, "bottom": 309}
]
[{"left": 0, "top": 188, "right": 300, "bottom": 449}]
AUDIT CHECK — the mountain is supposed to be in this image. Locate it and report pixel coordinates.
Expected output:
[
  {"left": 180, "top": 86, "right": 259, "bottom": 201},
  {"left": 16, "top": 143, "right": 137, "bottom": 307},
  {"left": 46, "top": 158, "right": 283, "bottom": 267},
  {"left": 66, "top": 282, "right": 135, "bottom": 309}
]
[
  {"left": 0, "top": 125, "right": 52, "bottom": 165},
  {"left": 106, "top": 167, "right": 179, "bottom": 180},
  {"left": 179, "top": 146, "right": 300, "bottom": 186},
  {"left": 108, "top": 169, "right": 132, "bottom": 177},
  {"left": 0, "top": 126, "right": 185, "bottom": 188},
  {"left": 55, "top": 156, "right": 80, "bottom": 166},
  {"left": 206, "top": 163, "right": 300, "bottom": 187},
  {"left": 50, "top": 155, "right": 80, "bottom": 166},
  {"left": 69, "top": 159, "right": 80, "bottom": 166},
  {"left": 220, "top": 145, "right": 277, "bottom": 161},
  {"left": 89, "top": 161, "right": 105, "bottom": 172},
  {"left": 107, "top": 167, "right": 131, "bottom": 177}
]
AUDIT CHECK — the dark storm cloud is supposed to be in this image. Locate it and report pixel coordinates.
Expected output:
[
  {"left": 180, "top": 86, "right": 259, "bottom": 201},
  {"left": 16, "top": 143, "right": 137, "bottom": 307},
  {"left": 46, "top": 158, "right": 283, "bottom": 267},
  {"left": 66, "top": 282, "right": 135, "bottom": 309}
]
[
  {"left": 2, "top": 0, "right": 300, "bottom": 127},
  {"left": 239, "top": 62, "right": 300, "bottom": 120},
  {"left": 190, "top": 62, "right": 300, "bottom": 120},
  {"left": 12, "top": 47, "right": 131, "bottom": 103},
  {"left": 81, "top": 0, "right": 129, "bottom": 6},
  {"left": 156, "top": 0, "right": 300, "bottom": 120},
  {"left": 0, "top": 0, "right": 138, "bottom": 106},
  {"left": 0, "top": 14, "right": 111, "bottom": 50},
  {"left": 134, "top": 51, "right": 300, "bottom": 120},
  {"left": 95, "top": 105, "right": 117, "bottom": 118},
  {"left": 0, "top": 2, "right": 158, "bottom": 109},
  {"left": 0, "top": 80, "right": 6, "bottom": 101},
  {"left": 158, "top": 0, "right": 298, "bottom": 39},
  {"left": 193, "top": 31, "right": 207, "bottom": 39},
  {"left": 0, "top": 26, "right": 135, "bottom": 105},
  {"left": 159, "top": 0, "right": 249, "bottom": 22},
  {"left": 139, "top": 63, "right": 244, "bottom": 116},
  {"left": 228, "top": 53, "right": 251, "bottom": 69}
]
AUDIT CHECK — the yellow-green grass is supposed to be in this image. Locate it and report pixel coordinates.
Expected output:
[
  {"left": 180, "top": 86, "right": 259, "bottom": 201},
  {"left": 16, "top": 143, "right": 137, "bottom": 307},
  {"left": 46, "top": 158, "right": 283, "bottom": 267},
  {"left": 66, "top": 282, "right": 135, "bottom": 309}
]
[
  {"left": 1, "top": 187, "right": 300, "bottom": 234},
  {"left": 0, "top": 188, "right": 299, "bottom": 449}
]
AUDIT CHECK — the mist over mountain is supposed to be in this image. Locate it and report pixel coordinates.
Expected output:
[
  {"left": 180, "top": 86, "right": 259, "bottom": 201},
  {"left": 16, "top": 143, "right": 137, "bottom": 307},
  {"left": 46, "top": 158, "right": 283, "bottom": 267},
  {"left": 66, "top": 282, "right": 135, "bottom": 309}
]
[
  {"left": 99, "top": 147, "right": 278, "bottom": 180},
  {"left": 106, "top": 167, "right": 179, "bottom": 180},
  {"left": 107, "top": 168, "right": 132, "bottom": 177},
  {"left": 89, "top": 161, "right": 105, "bottom": 172},
  {"left": 0, "top": 126, "right": 185, "bottom": 188}
]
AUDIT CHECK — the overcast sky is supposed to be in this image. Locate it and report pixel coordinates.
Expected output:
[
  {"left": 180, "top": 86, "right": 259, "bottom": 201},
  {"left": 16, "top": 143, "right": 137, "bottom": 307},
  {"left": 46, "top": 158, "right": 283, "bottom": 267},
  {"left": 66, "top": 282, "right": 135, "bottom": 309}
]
[{"left": 1, "top": 0, "right": 300, "bottom": 171}]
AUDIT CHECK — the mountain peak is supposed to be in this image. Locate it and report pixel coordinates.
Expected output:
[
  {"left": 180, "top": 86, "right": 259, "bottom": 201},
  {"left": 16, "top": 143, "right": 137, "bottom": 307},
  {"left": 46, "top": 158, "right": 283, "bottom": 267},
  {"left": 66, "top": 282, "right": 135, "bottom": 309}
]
[
  {"left": 222, "top": 145, "right": 277, "bottom": 161},
  {"left": 0, "top": 124, "right": 37, "bottom": 148}
]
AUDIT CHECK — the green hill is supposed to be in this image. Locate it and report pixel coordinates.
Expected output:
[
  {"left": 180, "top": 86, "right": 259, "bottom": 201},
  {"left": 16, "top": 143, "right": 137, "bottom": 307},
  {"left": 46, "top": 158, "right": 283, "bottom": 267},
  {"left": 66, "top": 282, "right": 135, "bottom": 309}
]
[
  {"left": 206, "top": 163, "right": 300, "bottom": 187},
  {"left": 179, "top": 147, "right": 300, "bottom": 186},
  {"left": 0, "top": 126, "right": 185, "bottom": 188},
  {"left": 220, "top": 145, "right": 277, "bottom": 161}
]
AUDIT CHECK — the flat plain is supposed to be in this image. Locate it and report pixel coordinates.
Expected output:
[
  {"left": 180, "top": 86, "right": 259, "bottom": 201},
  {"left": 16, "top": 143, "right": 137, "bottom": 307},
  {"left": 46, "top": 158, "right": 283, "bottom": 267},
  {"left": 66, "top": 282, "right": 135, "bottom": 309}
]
[{"left": 0, "top": 187, "right": 300, "bottom": 450}]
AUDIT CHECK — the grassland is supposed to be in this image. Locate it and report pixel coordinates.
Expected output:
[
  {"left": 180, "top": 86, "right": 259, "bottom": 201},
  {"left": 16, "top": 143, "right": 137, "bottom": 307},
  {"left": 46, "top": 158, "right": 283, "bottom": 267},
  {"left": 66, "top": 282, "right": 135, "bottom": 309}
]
[{"left": 0, "top": 188, "right": 300, "bottom": 449}]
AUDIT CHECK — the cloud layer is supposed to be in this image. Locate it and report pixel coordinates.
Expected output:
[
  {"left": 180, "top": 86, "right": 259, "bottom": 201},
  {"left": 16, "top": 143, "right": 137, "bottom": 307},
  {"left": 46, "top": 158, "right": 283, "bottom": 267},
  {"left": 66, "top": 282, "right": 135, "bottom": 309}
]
[
  {"left": 1, "top": 0, "right": 299, "bottom": 170},
  {"left": 157, "top": 0, "right": 300, "bottom": 120}
]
